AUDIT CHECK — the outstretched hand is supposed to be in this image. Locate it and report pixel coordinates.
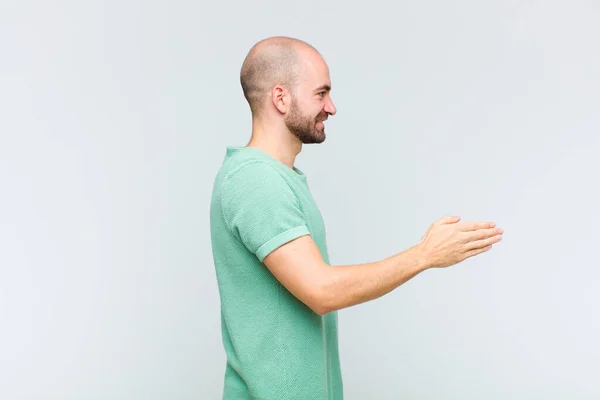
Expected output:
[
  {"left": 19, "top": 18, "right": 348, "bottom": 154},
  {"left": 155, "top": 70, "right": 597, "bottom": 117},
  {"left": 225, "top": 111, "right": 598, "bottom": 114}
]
[{"left": 418, "top": 216, "right": 503, "bottom": 268}]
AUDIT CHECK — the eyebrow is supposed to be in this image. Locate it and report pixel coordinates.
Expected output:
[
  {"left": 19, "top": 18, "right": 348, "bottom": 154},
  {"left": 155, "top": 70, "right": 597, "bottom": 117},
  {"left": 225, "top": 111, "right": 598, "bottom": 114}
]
[{"left": 314, "top": 84, "right": 331, "bottom": 92}]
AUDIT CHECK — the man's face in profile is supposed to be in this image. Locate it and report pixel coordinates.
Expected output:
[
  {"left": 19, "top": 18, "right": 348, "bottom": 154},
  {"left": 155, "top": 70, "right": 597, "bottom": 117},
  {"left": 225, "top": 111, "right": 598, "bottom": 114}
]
[{"left": 284, "top": 55, "right": 336, "bottom": 144}]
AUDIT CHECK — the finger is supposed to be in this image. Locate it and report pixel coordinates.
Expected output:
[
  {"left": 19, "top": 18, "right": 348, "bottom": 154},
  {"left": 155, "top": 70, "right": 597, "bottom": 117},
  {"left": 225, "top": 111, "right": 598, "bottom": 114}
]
[
  {"left": 459, "top": 221, "right": 496, "bottom": 232},
  {"left": 466, "top": 227, "right": 503, "bottom": 241},
  {"left": 466, "top": 234, "right": 503, "bottom": 250},
  {"left": 465, "top": 244, "right": 493, "bottom": 258}
]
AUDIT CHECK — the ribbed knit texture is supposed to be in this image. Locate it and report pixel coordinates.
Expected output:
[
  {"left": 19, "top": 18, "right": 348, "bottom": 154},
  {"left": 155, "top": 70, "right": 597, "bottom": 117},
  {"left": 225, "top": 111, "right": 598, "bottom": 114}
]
[{"left": 210, "top": 146, "right": 343, "bottom": 400}]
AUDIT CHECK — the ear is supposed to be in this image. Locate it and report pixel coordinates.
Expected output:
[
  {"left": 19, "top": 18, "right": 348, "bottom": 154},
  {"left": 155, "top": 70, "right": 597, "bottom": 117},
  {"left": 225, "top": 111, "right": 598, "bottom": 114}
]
[{"left": 271, "top": 85, "right": 290, "bottom": 114}]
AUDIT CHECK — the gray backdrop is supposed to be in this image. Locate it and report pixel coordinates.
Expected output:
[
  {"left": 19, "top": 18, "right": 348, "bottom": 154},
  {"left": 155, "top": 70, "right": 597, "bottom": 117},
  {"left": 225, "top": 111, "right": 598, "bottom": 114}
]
[{"left": 1, "top": 0, "right": 599, "bottom": 399}]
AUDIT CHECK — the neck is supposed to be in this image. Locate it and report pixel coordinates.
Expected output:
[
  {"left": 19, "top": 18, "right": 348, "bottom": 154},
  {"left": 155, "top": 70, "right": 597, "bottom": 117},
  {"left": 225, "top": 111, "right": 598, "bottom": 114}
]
[{"left": 246, "top": 117, "right": 302, "bottom": 169}]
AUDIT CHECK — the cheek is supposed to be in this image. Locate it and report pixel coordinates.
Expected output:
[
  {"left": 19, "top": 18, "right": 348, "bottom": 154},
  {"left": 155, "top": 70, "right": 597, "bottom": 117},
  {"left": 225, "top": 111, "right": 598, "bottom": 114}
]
[
  {"left": 317, "top": 104, "right": 328, "bottom": 117},
  {"left": 294, "top": 95, "right": 323, "bottom": 118},
  {"left": 313, "top": 101, "right": 326, "bottom": 115}
]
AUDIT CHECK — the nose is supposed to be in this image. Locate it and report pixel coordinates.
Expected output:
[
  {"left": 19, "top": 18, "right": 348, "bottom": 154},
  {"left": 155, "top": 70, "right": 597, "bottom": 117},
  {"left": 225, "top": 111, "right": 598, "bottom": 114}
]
[{"left": 325, "top": 97, "right": 337, "bottom": 116}]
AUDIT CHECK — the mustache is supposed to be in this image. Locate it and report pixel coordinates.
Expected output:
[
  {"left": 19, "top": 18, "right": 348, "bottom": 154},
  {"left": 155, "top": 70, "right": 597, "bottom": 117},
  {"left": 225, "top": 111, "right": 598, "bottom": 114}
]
[{"left": 316, "top": 113, "right": 328, "bottom": 122}]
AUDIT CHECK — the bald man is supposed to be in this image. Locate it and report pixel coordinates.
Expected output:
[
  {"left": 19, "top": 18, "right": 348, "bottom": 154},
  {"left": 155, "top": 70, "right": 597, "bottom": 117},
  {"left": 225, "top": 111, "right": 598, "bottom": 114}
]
[{"left": 209, "top": 36, "right": 503, "bottom": 399}]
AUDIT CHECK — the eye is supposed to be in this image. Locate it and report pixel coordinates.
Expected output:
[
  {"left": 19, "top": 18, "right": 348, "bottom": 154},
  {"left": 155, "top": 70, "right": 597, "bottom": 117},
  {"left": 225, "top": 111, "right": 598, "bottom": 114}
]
[{"left": 318, "top": 92, "right": 326, "bottom": 98}]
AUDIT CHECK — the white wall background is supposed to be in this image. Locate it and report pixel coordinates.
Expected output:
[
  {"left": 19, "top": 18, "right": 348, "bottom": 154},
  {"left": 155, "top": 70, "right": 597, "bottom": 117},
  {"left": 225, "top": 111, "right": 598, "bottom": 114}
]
[{"left": 1, "top": 0, "right": 599, "bottom": 398}]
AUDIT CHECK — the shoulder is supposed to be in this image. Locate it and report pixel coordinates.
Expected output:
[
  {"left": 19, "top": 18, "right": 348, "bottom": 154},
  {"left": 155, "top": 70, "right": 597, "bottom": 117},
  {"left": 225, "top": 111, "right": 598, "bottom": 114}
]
[
  {"left": 223, "top": 159, "right": 287, "bottom": 187},
  {"left": 219, "top": 160, "right": 298, "bottom": 208}
]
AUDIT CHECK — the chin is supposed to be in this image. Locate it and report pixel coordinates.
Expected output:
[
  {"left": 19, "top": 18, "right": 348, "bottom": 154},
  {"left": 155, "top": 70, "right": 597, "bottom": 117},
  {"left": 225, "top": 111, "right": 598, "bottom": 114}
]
[{"left": 307, "top": 132, "right": 326, "bottom": 144}]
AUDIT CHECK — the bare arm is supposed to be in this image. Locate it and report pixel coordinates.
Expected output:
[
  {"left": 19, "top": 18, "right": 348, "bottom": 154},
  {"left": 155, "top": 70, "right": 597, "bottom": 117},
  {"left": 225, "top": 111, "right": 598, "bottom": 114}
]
[
  {"left": 264, "top": 236, "right": 427, "bottom": 314},
  {"left": 262, "top": 216, "right": 503, "bottom": 315}
]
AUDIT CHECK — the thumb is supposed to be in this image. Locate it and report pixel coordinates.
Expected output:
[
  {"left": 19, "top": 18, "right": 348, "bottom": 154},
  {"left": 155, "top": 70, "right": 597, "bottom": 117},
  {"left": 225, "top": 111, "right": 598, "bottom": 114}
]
[{"left": 440, "top": 215, "right": 461, "bottom": 224}]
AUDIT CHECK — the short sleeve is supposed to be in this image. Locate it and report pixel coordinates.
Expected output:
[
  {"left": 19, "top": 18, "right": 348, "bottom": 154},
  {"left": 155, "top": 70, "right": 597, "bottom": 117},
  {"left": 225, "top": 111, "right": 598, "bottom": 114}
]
[{"left": 220, "top": 161, "right": 310, "bottom": 262}]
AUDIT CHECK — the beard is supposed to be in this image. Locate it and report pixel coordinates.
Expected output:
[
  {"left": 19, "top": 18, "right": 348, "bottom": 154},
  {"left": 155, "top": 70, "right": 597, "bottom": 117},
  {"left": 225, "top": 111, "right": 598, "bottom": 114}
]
[{"left": 285, "top": 97, "right": 328, "bottom": 144}]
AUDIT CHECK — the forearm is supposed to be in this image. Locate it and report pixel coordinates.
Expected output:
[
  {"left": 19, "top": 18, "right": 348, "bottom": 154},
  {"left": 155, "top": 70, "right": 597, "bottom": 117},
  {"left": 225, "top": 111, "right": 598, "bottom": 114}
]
[{"left": 318, "top": 244, "right": 431, "bottom": 314}]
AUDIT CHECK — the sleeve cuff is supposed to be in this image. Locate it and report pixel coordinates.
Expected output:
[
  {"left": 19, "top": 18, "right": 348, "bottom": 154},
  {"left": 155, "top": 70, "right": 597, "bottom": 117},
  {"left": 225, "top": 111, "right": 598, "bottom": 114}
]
[{"left": 255, "top": 225, "right": 311, "bottom": 262}]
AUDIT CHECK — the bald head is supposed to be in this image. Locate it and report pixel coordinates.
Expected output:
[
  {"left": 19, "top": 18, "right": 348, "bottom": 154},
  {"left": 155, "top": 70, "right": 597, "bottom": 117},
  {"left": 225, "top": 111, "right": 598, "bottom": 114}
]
[{"left": 240, "top": 36, "right": 320, "bottom": 115}]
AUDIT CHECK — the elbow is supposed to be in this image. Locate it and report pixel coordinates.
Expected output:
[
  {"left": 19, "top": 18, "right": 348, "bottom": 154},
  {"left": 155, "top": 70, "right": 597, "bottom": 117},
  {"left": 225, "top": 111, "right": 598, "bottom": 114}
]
[
  {"left": 307, "top": 280, "right": 337, "bottom": 316},
  {"left": 294, "top": 263, "right": 337, "bottom": 316},
  {"left": 311, "top": 302, "right": 332, "bottom": 316}
]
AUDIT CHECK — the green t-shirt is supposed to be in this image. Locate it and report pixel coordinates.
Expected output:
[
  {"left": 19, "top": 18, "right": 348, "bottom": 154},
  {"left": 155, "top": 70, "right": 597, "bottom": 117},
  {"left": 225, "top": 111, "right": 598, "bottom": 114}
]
[{"left": 210, "top": 146, "right": 343, "bottom": 400}]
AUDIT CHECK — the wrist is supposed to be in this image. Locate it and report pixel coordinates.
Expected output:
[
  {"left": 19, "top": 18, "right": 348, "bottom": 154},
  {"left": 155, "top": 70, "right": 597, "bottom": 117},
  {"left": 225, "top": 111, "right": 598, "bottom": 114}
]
[{"left": 409, "top": 243, "right": 434, "bottom": 271}]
